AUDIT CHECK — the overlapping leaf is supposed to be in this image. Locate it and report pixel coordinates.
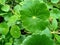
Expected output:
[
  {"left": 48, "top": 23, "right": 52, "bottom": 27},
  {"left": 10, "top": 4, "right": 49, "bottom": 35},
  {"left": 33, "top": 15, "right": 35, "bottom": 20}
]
[
  {"left": 21, "top": 34, "right": 55, "bottom": 45},
  {"left": 41, "top": 28, "right": 52, "bottom": 38},
  {"left": 50, "top": 8, "right": 60, "bottom": 19},
  {"left": 7, "top": 15, "right": 20, "bottom": 27},
  {"left": 0, "top": 0, "right": 6, "bottom": 5}
]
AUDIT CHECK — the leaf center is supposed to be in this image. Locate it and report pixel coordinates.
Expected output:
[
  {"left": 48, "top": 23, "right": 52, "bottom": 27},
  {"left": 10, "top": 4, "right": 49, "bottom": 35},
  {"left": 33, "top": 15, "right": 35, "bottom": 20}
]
[{"left": 32, "top": 16, "right": 36, "bottom": 19}]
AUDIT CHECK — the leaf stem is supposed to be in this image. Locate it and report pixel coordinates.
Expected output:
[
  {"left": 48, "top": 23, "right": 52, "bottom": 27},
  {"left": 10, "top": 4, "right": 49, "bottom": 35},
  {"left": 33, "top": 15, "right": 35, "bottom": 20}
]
[
  {"left": 10, "top": 8, "right": 17, "bottom": 15},
  {"left": 51, "top": 31, "right": 60, "bottom": 34}
]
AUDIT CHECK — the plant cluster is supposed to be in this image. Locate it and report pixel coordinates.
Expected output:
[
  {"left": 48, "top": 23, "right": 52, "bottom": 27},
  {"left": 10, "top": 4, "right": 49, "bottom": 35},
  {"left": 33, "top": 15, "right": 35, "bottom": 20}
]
[{"left": 0, "top": 0, "right": 60, "bottom": 45}]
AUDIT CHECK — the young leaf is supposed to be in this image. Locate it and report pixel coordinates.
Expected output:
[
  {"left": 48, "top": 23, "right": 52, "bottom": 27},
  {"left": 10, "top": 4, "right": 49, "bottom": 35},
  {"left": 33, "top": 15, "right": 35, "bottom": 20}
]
[
  {"left": 7, "top": 15, "right": 20, "bottom": 27},
  {"left": 52, "top": 18, "right": 58, "bottom": 30},
  {"left": 41, "top": 28, "right": 52, "bottom": 38},
  {"left": 0, "top": 22, "right": 9, "bottom": 35},
  {"left": 14, "top": 35, "right": 26, "bottom": 45},
  {"left": 1, "top": 5, "right": 10, "bottom": 12},
  {"left": 10, "top": 25, "right": 21, "bottom": 38},
  {"left": 55, "top": 34, "right": 60, "bottom": 43},
  {"left": 14, "top": 4, "right": 21, "bottom": 14},
  {"left": 50, "top": 8, "right": 60, "bottom": 19},
  {"left": 21, "top": 34, "right": 55, "bottom": 45},
  {"left": 51, "top": 0, "right": 59, "bottom": 3},
  {"left": 0, "top": 0, "right": 6, "bottom": 5}
]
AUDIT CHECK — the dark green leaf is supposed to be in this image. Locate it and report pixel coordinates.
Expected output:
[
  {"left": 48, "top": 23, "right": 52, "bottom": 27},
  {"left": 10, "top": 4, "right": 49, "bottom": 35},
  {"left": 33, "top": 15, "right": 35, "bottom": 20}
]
[{"left": 21, "top": 34, "right": 55, "bottom": 45}]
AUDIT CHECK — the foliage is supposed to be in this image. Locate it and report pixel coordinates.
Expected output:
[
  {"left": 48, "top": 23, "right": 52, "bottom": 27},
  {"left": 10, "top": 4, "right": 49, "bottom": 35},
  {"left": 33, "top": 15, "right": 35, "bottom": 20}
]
[{"left": 0, "top": 0, "right": 60, "bottom": 45}]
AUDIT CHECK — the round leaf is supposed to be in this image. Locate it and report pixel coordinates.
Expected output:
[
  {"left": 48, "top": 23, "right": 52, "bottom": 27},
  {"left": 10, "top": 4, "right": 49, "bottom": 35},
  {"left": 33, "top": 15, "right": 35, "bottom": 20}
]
[
  {"left": 10, "top": 25, "right": 21, "bottom": 38},
  {"left": 20, "top": 0, "right": 50, "bottom": 32},
  {"left": 21, "top": 34, "right": 55, "bottom": 45},
  {"left": 7, "top": 15, "right": 20, "bottom": 27},
  {"left": 0, "top": 23, "right": 9, "bottom": 35},
  {"left": 1, "top": 5, "right": 10, "bottom": 12}
]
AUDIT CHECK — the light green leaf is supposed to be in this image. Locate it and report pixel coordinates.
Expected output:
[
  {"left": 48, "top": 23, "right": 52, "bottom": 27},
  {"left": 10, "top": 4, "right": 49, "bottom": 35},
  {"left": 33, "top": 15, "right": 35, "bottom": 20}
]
[
  {"left": 9, "top": 38, "right": 13, "bottom": 43},
  {"left": 0, "top": 22, "right": 9, "bottom": 35},
  {"left": 0, "top": 0, "right": 6, "bottom": 5},
  {"left": 55, "top": 34, "right": 60, "bottom": 43},
  {"left": 15, "top": 0, "right": 21, "bottom": 3},
  {"left": 52, "top": 18, "right": 58, "bottom": 30},
  {"left": 4, "top": 12, "right": 12, "bottom": 21},
  {"left": 50, "top": 8, "right": 60, "bottom": 19},
  {"left": 14, "top": 4, "right": 21, "bottom": 14},
  {"left": 10, "top": 25, "right": 21, "bottom": 38},
  {"left": 51, "top": 0, "right": 59, "bottom": 3},
  {"left": 14, "top": 39, "right": 21, "bottom": 45},
  {"left": 1, "top": 35, "right": 5, "bottom": 39},
  {"left": 1, "top": 5, "right": 10, "bottom": 12},
  {"left": 14, "top": 35, "right": 26, "bottom": 45},
  {"left": 41, "top": 28, "right": 52, "bottom": 38},
  {"left": 21, "top": 34, "right": 55, "bottom": 45},
  {"left": 5, "top": 42, "right": 12, "bottom": 45},
  {"left": 7, "top": 15, "right": 20, "bottom": 27}
]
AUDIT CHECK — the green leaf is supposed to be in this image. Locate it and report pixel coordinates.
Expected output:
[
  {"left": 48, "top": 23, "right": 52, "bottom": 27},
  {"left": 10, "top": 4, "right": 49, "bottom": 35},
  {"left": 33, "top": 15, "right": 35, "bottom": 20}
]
[
  {"left": 14, "top": 4, "right": 21, "bottom": 14},
  {"left": 14, "top": 39, "right": 21, "bottom": 45},
  {"left": 7, "top": 15, "right": 20, "bottom": 27},
  {"left": 5, "top": 42, "right": 12, "bottom": 45},
  {"left": 9, "top": 38, "right": 13, "bottom": 43},
  {"left": 51, "top": 0, "right": 59, "bottom": 3},
  {"left": 52, "top": 18, "right": 58, "bottom": 30},
  {"left": 21, "top": 0, "right": 50, "bottom": 20},
  {"left": 41, "top": 28, "right": 52, "bottom": 38},
  {"left": 50, "top": 8, "right": 60, "bottom": 19},
  {"left": 43, "top": 0, "right": 48, "bottom": 3},
  {"left": 39, "top": 0, "right": 43, "bottom": 2},
  {"left": 55, "top": 34, "right": 60, "bottom": 43},
  {"left": 0, "top": 0, "right": 6, "bottom": 5},
  {"left": 22, "top": 18, "right": 49, "bottom": 32},
  {"left": 15, "top": 0, "right": 21, "bottom": 3},
  {"left": 1, "top": 35, "right": 5, "bottom": 39},
  {"left": 0, "top": 22, "right": 9, "bottom": 35},
  {"left": 4, "top": 12, "right": 13, "bottom": 21},
  {"left": 10, "top": 25, "right": 21, "bottom": 38},
  {"left": 14, "top": 35, "right": 26, "bottom": 45},
  {"left": 20, "top": 0, "right": 50, "bottom": 32},
  {"left": 21, "top": 34, "right": 55, "bottom": 45},
  {"left": 1, "top": 5, "right": 10, "bottom": 12}
]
